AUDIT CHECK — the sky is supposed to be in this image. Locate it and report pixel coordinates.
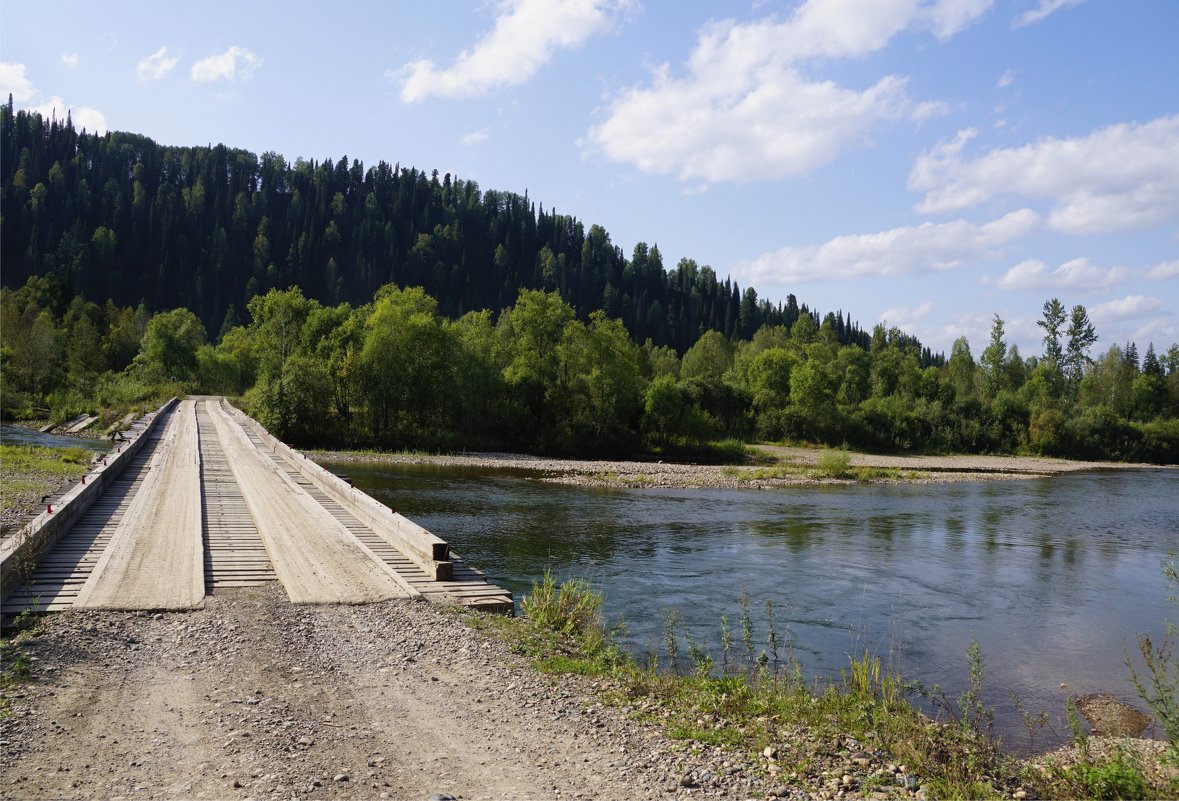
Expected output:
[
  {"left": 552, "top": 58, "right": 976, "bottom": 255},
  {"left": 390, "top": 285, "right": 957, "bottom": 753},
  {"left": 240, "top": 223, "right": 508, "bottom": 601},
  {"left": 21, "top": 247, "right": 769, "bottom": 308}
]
[{"left": 1, "top": 0, "right": 1176, "bottom": 357}]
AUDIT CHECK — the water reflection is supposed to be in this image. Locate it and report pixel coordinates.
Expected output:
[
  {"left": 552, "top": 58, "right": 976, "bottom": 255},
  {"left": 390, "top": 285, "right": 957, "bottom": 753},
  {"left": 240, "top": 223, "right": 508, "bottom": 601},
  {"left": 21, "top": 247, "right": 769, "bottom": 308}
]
[{"left": 331, "top": 459, "right": 1178, "bottom": 752}]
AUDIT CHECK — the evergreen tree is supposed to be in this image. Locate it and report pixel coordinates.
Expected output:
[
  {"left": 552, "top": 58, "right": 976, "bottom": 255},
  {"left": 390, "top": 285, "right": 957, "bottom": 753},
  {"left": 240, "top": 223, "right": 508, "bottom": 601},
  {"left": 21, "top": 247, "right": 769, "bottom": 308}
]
[{"left": 1064, "top": 304, "right": 1097, "bottom": 388}]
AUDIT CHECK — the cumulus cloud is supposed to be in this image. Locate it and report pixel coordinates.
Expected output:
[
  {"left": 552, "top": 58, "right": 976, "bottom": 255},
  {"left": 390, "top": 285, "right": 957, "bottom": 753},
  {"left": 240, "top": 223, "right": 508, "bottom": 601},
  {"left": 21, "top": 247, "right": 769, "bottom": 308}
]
[
  {"left": 61, "top": 53, "right": 79, "bottom": 68},
  {"left": 1013, "top": 0, "right": 1085, "bottom": 28},
  {"left": 739, "top": 208, "right": 1040, "bottom": 285},
  {"left": 137, "top": 47, "right": 178, "bottom": 81},
  {"left": 1090, "top": 294, "right": 1163, "bottom": 322},
  {"left": 28, "top": 97, "right": 107, "bottom": 133},
  {"left": 909, "top": 114, "right": 1179, "bottom": 233},
  {"left": 879, "top": 302, "right": 935, "bottom": 332},
  {"left": 397, "top": 0, "right": 630, "bottom": 102},
  {"left": 584, "top": 0, "right": 990, "bottom": 183},
  {"left": 0, "top": 62, "right": 36, "bottom": 102},
  {"left": 461, "top": 128, "right": 491, "bottom": 145},
  {"left": 992, "top": 257, "right": 1130, "bottom": 291},
  {"left": 1128, "top": 316, "right": 1179, "bottom": 348},
  {"left": 1147, "top": 259, "right": 1179, "bottom": 280},
  {"left": 191, "top": 46, "right": 261, "bottom": 83}
]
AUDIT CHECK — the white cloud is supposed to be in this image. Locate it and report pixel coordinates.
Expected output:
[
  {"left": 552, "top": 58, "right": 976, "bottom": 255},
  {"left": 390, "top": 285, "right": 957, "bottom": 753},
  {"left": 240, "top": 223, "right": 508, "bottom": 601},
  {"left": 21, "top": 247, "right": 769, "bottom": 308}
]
[
  {"left": 992, "top": 257, "right": 1130, "bottom": 291},
  {"left": 996, "top": 69, "right": 1015, "bottom": 89},
  {"left": 584, "top": 0, "right": 990, "bottom": 184},
  {"left": 1013, "top": 0, "right": 1084, "bottom": 29},
  {"left": 0, "top": 62, "right": 36, "bottom": 102},
  {"left": 61, "top": 53, "right": 79, "bottom": 69},
  {"left": 461, "top": 128, "right": 491, "bottom": 145},
  {"left": 1147, "top": 259, "right": 1179, "bottom": 280},
  {"left": 909, "top": 114, "right": 1179, "bottom": 233},
  {"left": 1090, "top": 294, "right": 1162, "bottom": 322},
  {"left": 739, "top": 208, "right": 1040, "bottom": 284},
  {"left": 879, "top": 302, "right": 935, "bottom": 332},
  {"left": 191, "top": 46, "right": 261, "bottom": 83},
  {"left": 1128, "top": 316, "right": 1179, "bottom": 348},
  {"left": 398, "top": 0, "right": 630, "bottom": 103},
  {"left": 137, "top": 47, "right": 178, "bottom": 82},
  {"left": 28, "top": 97, "right": 107, "bottom": 133}
]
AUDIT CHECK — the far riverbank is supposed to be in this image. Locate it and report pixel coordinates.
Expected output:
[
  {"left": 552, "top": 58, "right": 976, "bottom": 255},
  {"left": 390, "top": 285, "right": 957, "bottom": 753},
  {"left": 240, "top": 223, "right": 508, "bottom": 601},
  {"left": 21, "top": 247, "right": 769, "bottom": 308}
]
[{"left": 309, "top": 445, "right": 1174, "bottom": 489}]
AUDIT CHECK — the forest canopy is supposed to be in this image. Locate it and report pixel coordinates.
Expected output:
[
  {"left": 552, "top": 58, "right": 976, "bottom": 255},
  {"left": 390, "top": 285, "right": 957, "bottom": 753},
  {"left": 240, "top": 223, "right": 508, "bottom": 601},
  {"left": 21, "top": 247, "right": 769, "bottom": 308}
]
[{"left": 2, "top": 104, "right": 1177, "bottom": 463}]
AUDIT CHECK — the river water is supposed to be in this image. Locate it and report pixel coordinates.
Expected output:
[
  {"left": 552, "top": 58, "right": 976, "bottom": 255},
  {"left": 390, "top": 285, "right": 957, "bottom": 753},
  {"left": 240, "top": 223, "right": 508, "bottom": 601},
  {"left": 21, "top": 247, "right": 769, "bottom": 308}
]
[
  {"left": 0, "top": 425, "right": 111, "bottom": 453},
  {"left": 328, "top": 460, "right": 1178, "bottom": 752}
]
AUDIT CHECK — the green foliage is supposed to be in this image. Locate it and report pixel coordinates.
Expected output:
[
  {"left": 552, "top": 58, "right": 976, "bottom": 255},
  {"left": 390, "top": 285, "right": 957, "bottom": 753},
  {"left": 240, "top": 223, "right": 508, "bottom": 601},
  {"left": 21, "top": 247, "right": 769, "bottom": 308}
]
[
  {"left": 1064, "top": 752, "right": 1148, "bottom": 800},
  {"left": 1032, "top": 746, "right": 1152, "bottom": 801},
  {"left": 521, "top": 571, "right": 604, "bottom": 641},
  {"left": 134, "top": 307, "right": 207, "bottom": 385},
  {"left": 2, "top": 139, "right": 1178, "bottom": 468},
  {"left": 1126, "top": 554, "right": 1179, "bottom": 760},
  {"left": 813, "top": 449, "right": 852, "bottom": 479}
]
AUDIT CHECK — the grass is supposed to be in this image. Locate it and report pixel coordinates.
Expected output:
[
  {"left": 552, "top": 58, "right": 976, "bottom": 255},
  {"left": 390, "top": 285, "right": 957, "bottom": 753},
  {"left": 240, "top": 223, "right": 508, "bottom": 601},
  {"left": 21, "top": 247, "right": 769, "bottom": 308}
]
[
  {"left": 0, "top": 443, "right": 94, "bottom": 521},
  {"left": 0, "top": 443, "right": 94, "bottom": 475},
  {"left": 466, "top": 573, "right": 1179, "bottom": 800},
  {"left": 723, "top": 458, "right": 927, "bottom": 483}
]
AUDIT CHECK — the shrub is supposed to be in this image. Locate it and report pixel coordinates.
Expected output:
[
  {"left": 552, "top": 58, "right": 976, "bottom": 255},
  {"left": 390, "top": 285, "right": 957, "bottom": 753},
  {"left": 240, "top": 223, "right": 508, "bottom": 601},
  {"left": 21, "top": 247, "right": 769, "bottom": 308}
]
[{"left": 814, "top": 449, "right": 852, "bottom": 479}]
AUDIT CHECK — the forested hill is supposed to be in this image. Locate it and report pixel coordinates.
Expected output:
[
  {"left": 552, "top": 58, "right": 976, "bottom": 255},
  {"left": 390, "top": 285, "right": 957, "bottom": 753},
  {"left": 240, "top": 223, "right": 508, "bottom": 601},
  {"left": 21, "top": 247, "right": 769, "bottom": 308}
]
[{"left": 0, "top": 102, "right": 936, "bottom": 362}]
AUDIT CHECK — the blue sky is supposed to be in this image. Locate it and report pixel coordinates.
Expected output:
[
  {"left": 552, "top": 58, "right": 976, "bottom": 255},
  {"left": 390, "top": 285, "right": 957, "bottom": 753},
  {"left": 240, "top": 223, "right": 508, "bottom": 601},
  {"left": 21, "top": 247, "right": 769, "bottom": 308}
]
[{"left": 2, "top": 0, "right": 1176, "bottom": 357}]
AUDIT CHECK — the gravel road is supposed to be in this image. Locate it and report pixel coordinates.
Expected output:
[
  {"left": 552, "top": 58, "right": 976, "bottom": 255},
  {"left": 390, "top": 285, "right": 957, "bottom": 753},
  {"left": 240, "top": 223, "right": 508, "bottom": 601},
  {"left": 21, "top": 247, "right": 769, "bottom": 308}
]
[{"left": 2, "top": 585, "right": 771, "bottom": 801}]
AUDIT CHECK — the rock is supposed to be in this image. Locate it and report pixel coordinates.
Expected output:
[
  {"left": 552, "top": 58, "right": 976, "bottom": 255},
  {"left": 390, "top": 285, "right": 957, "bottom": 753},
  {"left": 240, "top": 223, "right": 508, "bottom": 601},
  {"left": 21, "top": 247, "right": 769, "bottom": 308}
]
[
  {"left": 296, "top": 736, "right": 312, "bottom": 746},
  {"left": 1074, "top": 694, "right": 1152, "bottom": 737},
  {"left": 764, "top": 746, "right": 778, "bottom": 759},
  {"left": 679, "top": 773, "right": 696, "bottom": 787},
  {"left": 427, "top": 795, "right": 457, "bottom": 801},
  {"left": 334, "top": 773, "right": 349, "bottom": 782},
  {"left": 1013, "top": 791, "right": 1027, "bottom": 800}
]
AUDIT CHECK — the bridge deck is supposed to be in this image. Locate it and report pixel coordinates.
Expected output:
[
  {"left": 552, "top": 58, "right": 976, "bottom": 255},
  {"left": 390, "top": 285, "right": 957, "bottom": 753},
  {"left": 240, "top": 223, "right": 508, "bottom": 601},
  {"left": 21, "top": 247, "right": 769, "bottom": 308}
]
[{"left": 2, "top": 398, "right": 511, "bottom": 615}]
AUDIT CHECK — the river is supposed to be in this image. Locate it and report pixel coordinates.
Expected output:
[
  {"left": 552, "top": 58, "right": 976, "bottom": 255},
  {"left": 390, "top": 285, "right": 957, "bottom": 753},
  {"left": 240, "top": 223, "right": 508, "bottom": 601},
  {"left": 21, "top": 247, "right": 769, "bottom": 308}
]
[
  {"left": 0, "top": 425, "right": 111, "bottom": 453},
  {"left": 325, "top": 459, "right": 1178, "bottom": 752}
]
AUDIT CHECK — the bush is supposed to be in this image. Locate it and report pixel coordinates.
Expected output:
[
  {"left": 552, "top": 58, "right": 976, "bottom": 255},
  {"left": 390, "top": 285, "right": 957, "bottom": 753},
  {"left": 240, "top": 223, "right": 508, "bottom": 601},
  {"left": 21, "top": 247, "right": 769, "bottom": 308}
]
[
  {"left": 814, "top": 449, "right": 852, "bottom": 479},
  {"left": 521, "top": 570, "right": 604, "bottom": 640}
]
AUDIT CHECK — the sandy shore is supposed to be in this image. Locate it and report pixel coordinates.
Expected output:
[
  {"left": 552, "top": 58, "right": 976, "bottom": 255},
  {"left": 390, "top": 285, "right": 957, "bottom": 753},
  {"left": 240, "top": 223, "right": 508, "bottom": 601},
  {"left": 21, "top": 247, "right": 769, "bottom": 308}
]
[{"left": 310, "top": 445, "right": 1173, "bottom": 490}]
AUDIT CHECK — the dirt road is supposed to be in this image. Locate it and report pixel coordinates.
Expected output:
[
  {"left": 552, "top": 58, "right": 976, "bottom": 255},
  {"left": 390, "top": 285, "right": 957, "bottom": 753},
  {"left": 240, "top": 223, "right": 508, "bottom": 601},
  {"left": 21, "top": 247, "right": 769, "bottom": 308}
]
[{"left": 2, "top": 585, "right": 760, "bottom": 801}]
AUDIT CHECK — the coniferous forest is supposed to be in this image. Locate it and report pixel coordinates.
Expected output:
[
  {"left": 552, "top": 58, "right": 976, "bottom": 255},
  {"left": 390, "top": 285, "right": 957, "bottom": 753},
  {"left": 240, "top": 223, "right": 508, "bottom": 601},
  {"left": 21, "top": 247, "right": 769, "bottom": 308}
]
[{"left": 3, "top": 103, "right": 1178, "bottom": 462}]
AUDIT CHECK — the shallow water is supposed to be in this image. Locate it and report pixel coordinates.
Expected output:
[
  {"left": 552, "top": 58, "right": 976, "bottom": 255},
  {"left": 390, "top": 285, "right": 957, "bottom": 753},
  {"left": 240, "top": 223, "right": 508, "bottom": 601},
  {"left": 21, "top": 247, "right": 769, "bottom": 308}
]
[
  {"left": 0, "top": 424, "right": 111, "bottom": 453},
  {"left": 283, "top": 459, "right": 1179, "bottom": 750}
]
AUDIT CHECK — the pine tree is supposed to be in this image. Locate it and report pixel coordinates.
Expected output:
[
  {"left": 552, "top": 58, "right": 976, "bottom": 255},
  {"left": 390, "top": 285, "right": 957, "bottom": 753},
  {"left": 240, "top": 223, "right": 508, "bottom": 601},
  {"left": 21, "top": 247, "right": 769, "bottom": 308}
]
[{"left": 1064, "top": 305, "right": 1097, "bottom": 388}]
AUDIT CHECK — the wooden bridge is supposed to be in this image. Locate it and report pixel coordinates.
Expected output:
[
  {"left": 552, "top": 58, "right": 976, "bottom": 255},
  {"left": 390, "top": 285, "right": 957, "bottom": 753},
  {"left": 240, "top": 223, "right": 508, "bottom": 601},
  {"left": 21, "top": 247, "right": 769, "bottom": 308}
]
[{"left": 1, "top": 398, "right": 513, "bottom": 615}]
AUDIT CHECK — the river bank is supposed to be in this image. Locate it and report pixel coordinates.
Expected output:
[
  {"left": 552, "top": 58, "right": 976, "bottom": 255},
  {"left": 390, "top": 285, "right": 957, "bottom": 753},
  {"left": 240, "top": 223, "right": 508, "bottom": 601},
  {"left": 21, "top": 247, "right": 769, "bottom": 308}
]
[
  {"left": 310, "top": 445, "right": 1171, "bottom": 490},
  {"left": 0, "top": 585, "right": 893, "bottom": 800},
  {"left": 3, "top": 584, "right": 1173, "bottom": 800}
]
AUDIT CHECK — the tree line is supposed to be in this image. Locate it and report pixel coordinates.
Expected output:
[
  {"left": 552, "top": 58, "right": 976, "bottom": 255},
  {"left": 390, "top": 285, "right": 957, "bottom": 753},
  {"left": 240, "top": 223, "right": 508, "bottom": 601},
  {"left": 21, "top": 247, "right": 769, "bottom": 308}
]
[
  {"left": 3, "top": 274, "right": 1177, "bottom": 462},
  {"left": 2, "top": 102, "right": 936, "bottom": 364}
]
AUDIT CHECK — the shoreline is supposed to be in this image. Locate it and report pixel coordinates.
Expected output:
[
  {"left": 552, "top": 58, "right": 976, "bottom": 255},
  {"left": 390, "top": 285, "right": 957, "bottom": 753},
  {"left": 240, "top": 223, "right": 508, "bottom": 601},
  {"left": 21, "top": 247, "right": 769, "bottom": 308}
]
[{"left": 309, "top": 445, "right": 1174, "bottom": 490}]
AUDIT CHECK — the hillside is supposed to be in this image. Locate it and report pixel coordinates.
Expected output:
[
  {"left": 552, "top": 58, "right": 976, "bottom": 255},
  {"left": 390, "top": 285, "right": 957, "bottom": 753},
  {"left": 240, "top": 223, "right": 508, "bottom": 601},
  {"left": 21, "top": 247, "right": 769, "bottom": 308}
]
[{"left": 1, "top": 101, "right": 931, "bottom": 362}]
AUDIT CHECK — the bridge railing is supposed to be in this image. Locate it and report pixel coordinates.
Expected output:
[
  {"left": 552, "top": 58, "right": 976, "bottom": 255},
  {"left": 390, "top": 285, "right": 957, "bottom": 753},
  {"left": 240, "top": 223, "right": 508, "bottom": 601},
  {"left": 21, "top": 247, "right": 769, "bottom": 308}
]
[{"left": 0, "top": 397, "right": 179, "bottom": 605}]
